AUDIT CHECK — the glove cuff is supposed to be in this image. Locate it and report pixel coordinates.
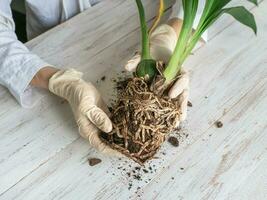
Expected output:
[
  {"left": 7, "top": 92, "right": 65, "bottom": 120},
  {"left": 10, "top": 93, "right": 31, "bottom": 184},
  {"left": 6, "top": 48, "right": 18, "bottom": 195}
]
[{"left": 48, "top": 69, "right": 83, "bottom": 100}]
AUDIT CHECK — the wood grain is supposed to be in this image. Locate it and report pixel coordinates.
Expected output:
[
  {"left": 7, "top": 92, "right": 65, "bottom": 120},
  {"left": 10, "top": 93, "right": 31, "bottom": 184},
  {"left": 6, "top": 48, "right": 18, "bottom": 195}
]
[{"left": 0, "top": 0, "right": 266, "bottom": 199}]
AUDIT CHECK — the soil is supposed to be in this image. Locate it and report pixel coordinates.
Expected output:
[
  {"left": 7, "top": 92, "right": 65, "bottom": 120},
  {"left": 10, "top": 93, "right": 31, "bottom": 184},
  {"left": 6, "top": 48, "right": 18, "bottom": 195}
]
[
  {"left": 100, "top": 75, "right": 181, "bottom": 164},
  {"left": 215, "top": 121, "right": 223, "bottom": 128},
  {"left": 101, "top": 76, "right": 106, "bottom": 81},
  {"left": 88, "top": 158, "right": 102, "bottom": 166},
  {"left": 143, "top": 169, "right": 149, "bottom": 173},
  {"left": 168, "top": 136, "right": 179, "bottom": 147},
  {"left": 187, "top": 101, "right": 193, "bottom": 107}
]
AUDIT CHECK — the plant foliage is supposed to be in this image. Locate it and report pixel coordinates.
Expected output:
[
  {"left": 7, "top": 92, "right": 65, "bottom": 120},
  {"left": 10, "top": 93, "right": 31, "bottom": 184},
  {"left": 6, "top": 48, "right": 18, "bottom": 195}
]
[
  {"left": 135, "top": 0, "right": 258, "bottom": 84},
  {"left": 164, "top": 0, "right": 258, "bottom": 83}
]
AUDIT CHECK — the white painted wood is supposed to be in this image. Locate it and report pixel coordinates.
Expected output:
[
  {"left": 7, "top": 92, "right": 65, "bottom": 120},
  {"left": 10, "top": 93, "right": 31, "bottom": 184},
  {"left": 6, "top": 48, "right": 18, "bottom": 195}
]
[
  {"left": 0, "top": 0, "right": 172, "bottom": 195},
  {"left": 0, "top": 0, "right": 266, "bottom": 200}
]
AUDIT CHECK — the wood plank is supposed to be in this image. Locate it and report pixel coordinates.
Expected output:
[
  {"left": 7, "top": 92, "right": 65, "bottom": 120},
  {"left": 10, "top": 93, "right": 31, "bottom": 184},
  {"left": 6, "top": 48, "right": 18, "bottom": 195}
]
[
  {"left": 141, "top": 81, "right": 266, "bottom": 200},
  {"left": 226, "top": 159, "right": 267, "bottom": 200},
  {"left": 0, "top": 0, "right": 170, "bottom": 195},
  {"left": 208, "top": 0, "right": 263, "bottom": 39},
  {"left": 1, "top": 0, "right": 266, "bottom": 199}
]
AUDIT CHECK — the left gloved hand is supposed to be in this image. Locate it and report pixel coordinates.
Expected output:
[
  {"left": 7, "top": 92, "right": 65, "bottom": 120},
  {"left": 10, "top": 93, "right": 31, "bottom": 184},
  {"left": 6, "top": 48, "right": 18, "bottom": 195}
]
[
  {"left": 125, "top": 22, "right": 189, "bottom": 122},
  {"left": 48, "top": 69, "right": 120, "bottom": 156}
]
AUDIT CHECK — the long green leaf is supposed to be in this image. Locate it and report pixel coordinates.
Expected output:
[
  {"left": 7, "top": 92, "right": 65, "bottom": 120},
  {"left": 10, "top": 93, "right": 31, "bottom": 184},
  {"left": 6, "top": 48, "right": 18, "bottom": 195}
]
[
  {"left": 163, "top": 0, "right": 199, "bottom": 83},
  {"left": 210, "top": 0, "right": 231, "bottom": 13},
  {"left": 224, "top": 6, "right": 257, "bottom": 34},
  {"left": 180, "top": 5, "right": 257, "bottom": 65},
  {"left": 247, "top": 0, "right": 258, "bottom": 6},
  {"left": 163, "top": 0, "right": 258, "bottom": 83}
]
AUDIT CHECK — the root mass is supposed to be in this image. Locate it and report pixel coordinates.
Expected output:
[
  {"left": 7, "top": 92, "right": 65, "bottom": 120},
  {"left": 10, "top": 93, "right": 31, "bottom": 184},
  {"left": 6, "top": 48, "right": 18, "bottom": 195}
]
[{"left": 101, "top": 77, "right": 181, "bottom": 164}]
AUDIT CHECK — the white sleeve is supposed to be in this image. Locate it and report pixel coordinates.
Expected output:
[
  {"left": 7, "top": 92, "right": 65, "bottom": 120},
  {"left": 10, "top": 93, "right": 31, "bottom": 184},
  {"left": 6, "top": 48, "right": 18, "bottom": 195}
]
[
  {"left": 25, "top": 0, "right": 92, "bottom": 40},
  {"left": 170, "top": 0, "right": 208, "bottom": 41},
  {"left": 0, "top": 0, "right": 49, "bottom": 108}
]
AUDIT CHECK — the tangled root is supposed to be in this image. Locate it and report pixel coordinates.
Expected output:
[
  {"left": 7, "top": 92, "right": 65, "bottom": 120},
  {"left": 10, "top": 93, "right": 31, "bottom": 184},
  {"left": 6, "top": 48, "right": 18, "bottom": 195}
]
[{"left": 101, "top": 77, "right": 181, "bottom": 164}]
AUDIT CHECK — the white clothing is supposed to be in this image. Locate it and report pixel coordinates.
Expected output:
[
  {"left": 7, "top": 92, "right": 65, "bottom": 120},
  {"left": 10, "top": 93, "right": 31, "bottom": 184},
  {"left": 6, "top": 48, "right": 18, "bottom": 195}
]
[
  {"left": 0, "top": 0, "right": 205, "bottom": 108},
  {"left": 0, "top": 0, "right": 98, "bottom": 108}
]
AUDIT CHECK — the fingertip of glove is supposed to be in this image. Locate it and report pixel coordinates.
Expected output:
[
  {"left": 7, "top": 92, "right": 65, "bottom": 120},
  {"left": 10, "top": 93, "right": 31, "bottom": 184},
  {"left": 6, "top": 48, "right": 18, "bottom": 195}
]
[
  {"left": 125, "top": 54, "right": 141, "bottom": 72},
  {"left": 168, "top": 90, "right": 177, "bottom": 99},
  {"left": 86, "top": 107, "right": 113, "bottom": 133},
  {"left": 168, "top": 76, "right": 190, "bottom": 99},
  {"left": 125, "top": 64, "right": 136, "bottom": 72},
  {"left": 94, "top": 139, "right": 123, "bottom": 158},
  {"left": 102, "top": 119, "right": 113, "bottom": 133}
]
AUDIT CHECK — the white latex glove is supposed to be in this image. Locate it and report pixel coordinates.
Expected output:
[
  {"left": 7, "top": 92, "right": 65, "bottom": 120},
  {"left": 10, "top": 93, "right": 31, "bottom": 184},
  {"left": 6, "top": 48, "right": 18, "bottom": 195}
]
[
  {"left": 49, "top": 69, "right": 120, "bottom": 155},
  {"left": 125, "top": 24, "right": 189, "bottom": 121}
]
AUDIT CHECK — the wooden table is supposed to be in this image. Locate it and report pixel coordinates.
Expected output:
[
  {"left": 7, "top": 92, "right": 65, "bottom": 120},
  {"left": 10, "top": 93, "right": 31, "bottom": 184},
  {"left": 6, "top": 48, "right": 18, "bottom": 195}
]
[{"left": 0, "top": 0, "right": 266, "bottom": 199}]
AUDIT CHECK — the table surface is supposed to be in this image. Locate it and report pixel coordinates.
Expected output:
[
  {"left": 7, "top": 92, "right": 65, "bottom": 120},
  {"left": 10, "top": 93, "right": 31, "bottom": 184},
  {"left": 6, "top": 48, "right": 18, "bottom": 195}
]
[{"left": 0, "top": 0, "right": 266, "bottom": 199}]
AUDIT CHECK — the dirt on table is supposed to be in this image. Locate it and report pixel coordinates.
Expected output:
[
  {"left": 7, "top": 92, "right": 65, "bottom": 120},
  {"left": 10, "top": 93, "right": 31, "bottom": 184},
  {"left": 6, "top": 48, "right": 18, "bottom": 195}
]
[
  {"left": 88, "top": 158, "right": 102, "bottom": 166},
  {"left": 187, "top": 101, "right": 193, "bottom": 107},
  {"left": 168, "top": 136, "right": 179, "bottom": 147},
  {"left": 101, "top": 76, "right": 106, "bottom": 81},
  {"left": 215, "top": 121, "right": 223, "bottom": 128}
]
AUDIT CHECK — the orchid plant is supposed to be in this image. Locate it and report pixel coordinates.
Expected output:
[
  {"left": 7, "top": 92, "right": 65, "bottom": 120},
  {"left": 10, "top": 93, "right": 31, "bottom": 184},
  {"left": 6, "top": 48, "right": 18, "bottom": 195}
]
[{"left": 135, "top": 0, "right": 258, "bottom": 85}]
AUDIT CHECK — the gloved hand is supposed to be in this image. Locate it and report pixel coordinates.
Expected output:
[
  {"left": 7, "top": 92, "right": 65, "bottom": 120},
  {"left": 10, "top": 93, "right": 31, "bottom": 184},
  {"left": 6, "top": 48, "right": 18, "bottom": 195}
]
[
  {"left": 49, "top": 69, "right": 119, "bottom": 155},
  {"left": 125, "top": 23, "right": 189, "bottom": 122}
]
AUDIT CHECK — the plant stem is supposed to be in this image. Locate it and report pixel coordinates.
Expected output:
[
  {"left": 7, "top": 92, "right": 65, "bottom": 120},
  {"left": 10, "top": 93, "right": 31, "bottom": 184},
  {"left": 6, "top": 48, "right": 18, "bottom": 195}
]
[
  {"left": 163, "top": 24, "right": 191, "bottom": 83},
  {"left": 180, "top": 33, "right": 201, "bottom": 64},
  {"left": 136, "top": 0, "right": 151, "bottom": 60},
  {"left": 163, "top": 0, "right": 198, "bottom": 84}
]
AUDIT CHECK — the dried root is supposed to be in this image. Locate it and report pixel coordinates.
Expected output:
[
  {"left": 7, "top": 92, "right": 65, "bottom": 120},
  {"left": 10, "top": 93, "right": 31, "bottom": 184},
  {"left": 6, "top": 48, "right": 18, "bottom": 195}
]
[{"left": 101, "top": 76, "right": 181, "bottom": 164}]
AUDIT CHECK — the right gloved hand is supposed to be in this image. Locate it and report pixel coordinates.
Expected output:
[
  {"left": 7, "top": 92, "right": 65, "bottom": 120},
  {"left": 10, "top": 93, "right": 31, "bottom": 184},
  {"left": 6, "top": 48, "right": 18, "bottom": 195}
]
[{"left": 125, "top": 22, "right": 189, "bottom": 122}]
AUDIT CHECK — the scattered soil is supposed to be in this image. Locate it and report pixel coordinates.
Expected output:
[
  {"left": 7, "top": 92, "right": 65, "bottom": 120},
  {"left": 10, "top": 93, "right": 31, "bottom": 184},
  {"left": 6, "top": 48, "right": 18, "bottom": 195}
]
[
  {"left": 168, "top": 136, "right": 179, "bottom": 147},
  {"left": 133, "top": 174, "right": 141, "bottom": 180},
  {"left": 128, "top": 183, "right": 132, "bottom": 190},
  {"left": 101, "top": 76, "right": 106, "bottom": 81},
  {"left": 88, "top": 158, "right": 102, "bottom": 166},
  {"left": 215, "top": 121, "right": 223, "bottom": 128},
  {"left": 187, "top": 101, "right": 193, "bottom": 107},
  {"left": 143, "top": 169, "right": 149, "bottom": 173}
]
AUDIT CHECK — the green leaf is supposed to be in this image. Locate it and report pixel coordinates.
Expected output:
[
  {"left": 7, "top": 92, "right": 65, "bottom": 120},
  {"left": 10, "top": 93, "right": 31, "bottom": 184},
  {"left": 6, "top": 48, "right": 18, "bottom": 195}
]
[
  {"left": 180, "top": 5, "right": 257, "bottom": 65},
  {"left": 163, "top": 0, "right": 199, "bottom": 82},
  {"left": 163, "top": 0, "right": 258, "bottom": 84},
  {"left": 224, "top": 6, "right": 257, "bottom": 34},
  {"left": 247, "top": 0, "right": 258, "bottom": 6},
  {"left": 210, "top": 0, "right": 231, "bottom": 13}
]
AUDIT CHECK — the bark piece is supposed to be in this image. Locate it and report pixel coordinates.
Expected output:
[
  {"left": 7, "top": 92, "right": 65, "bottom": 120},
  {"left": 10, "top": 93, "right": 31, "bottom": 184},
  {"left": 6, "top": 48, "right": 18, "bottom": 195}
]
[
  {"left": 168, "top": 136, "right": 179, "bottom": 147},
  {"left": 88, "top": 158, "right": 102, "bottom": 166}
]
